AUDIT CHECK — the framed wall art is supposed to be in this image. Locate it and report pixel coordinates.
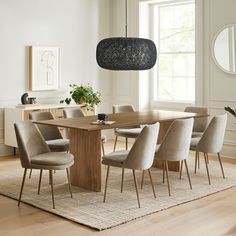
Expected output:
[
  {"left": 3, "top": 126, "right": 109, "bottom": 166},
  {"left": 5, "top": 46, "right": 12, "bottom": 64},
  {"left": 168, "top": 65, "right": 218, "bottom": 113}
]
[{"left": 29, "top": 46, "right": 60, "bottom": 91}]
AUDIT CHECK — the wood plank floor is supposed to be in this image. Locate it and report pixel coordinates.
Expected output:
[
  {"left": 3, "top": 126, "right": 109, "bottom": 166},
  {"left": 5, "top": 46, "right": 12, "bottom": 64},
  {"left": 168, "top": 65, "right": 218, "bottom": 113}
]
[{"left": 1, "top": 140, "right": 236, "bottom": 236}]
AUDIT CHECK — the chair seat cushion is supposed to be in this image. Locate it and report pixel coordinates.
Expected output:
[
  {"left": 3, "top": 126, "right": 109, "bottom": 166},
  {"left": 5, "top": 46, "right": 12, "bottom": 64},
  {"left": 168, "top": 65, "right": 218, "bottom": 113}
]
[
  {"left": 101, "top": 134, "right": 107, "bottom": 143},
  {"left": 192, "top": 131, "right": 203, "bottom": 138},
  {"left": 190, "top": 137, "right": 201, "bottom": 150},
  {"left": 102, "top": 150, "right": 129, "bottom": 167},
  {"left": 115, "top": 128, "right": 142, "bottom": 138},
  {"left": 31, "top": 152, "right": 74, "bottom": 170},
  {"left": 46, "top": 139, "right": 69, "bottom": 152}
]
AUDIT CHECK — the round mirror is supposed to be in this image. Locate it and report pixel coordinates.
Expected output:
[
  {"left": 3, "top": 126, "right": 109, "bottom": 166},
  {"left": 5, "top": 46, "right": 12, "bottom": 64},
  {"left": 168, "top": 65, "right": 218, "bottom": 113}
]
[{"left": 213, "top": 24, "right": 236, "bottom": 74}]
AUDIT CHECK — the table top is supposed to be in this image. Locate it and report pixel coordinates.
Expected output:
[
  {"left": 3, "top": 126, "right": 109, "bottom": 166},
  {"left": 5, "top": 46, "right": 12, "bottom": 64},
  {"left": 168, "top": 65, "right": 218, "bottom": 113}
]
[{"left": 34, "top": 110, "right": 209, "bottom": 131}]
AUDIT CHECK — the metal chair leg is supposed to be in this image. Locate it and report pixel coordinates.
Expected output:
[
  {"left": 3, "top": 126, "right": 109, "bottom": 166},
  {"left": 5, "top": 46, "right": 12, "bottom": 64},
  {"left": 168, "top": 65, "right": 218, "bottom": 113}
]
[
  {"left": 165, "top": 161, "right": 171, "bottom": 196},
  {"left": 66, "top": 168, "right": 73, "bottom": 198},
  {"left": 103, "top": 165, "right": 110, "bottom": 203},
  {"left": 198, "top": 151, "right": 200, "bottom": 169},
  {"left": 113, "top": 136, "right": 118, "bottom": 152},
  {"left": 184, "top": 160, "right": 192, "bottom": 190},
  {"left": 206, "top": 153, "right": 209, "bottom": 164},
  {"left": 162, "top": 161, "right": 165, "bottom": 183},
  {"left": 179, "top": 160, "right": 183, "bottom": 179},
  {"left": 18, "top": 168, "right": 27, "bottom": 206},
  {"left": 194, "top": 151, "right": 198, "bottom": 174},
  {"left": 132, "top": 170, "right": 141, "bottom": 208},
  {"left": 29, "top": 169, "right": 32, "bottom": 179},
  {"left": 141, "top": 170, "right": 145, "bottom": 189},
  {"left": 121, "top": 168, "right": 124, "bottom": 193},
  {"left": 217, "top": 152, "right": 225, "bottom": 178},
  {"left": 101, "top": 143, "right": 105, "bottom": 156},
  {"left": 204, "top": 152, "right": 211, "bottom": 185},
  {"left": 38, "top": 169, "right": 43, "bottom": 195},
  {"left": 148, "top": 169, "right": 156, "bottom": 198},
  {"left": 125, "top": 138, "right": 128, "bottom": 150},
  {"left": 49, "top": 170, "right": 55, "bottom": 209}
]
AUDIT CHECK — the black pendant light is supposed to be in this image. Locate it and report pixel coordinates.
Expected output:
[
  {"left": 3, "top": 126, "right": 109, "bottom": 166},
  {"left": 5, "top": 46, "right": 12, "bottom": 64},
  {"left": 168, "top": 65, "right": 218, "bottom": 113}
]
[{"left": 96, "top": 0, "right": 157, "bottom": 71}]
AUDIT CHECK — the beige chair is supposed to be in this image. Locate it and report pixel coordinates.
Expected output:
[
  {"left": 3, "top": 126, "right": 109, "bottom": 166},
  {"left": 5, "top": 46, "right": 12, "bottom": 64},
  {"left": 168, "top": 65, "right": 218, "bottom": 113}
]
[
  {"left": 184, "top": 106, "right": 209, "bottom": 138},
  {"left": 112, "top": 105, "right": 142, "bottom": 151},
  {"left": 29, "top": 111, "right": 69, "bottom": 152},
  {"left": 154, "top": 118, "right": 194, "bottom": 196},
  {"left": 190, "top": 114, "right": 227, "bottom": 184},
  {"left": 102, "top": 123, "right": 160, "bottom": 208},
  {"left": 63, "top": 108, "right": 107, "bottom": 155},
  {"left": 14, "top": 121, "right": 74, "bottom": 209}
]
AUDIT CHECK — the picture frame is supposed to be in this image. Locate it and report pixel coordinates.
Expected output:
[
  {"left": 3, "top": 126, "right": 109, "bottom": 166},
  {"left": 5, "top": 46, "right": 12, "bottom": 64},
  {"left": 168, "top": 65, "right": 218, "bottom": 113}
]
[{"left": 29, "top": 46, "right": 60, "bottom": 91}]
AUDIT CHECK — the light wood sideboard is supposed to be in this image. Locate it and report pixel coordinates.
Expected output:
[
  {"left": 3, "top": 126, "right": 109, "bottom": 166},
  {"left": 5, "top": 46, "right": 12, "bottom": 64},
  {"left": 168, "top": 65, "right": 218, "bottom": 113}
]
[{"left": 4, "top": 104, "right": 93, "bottom": 148}]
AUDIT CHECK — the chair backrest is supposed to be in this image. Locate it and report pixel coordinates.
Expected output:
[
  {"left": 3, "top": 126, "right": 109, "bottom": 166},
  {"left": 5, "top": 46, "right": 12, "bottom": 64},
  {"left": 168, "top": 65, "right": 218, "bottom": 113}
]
[
  {"left": 184, "top": 106, "right": 209, "bottom": 132},
  {"left": 124, "top": 123, "right": 160, "bottom": 170},
  {"left": 63, "top": 108, "right": 85, "bottom": 118},
  {"left": 197, "top": 114, "right": 227, "bottom": 153},
  {"left": 14, "top": 121, "right": 50, "bottom": 169},
  {"left": 29, "top": 111, "right": 63, "bottom": 141},
  {"left": 156, "top": 118, "right": 194, "bottom": 161},
  {"left": 112, "top": 104, "right": 141, "bottom": 129}
]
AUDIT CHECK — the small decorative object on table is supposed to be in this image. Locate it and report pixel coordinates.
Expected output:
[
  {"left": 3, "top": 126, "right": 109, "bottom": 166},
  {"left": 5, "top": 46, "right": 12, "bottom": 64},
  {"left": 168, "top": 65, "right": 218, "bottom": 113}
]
[{"left": 224, "top": 106, "right": 236, "bottom": 117}]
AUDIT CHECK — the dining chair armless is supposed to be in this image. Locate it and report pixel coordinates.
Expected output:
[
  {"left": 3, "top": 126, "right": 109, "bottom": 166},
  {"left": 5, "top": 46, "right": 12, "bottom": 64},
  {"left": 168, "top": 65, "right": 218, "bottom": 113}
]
[
  {"left": 14, "top": 121, "right": 74, "bottom": 209},
  {"left": 29, "top": 111, "right": 69, "bottom": 152},
  {"left": 154, "top": 118, "right": 194, "bottom": 196},
  {"left": 63, "top": 107, "right": 107, "bottom": 155},
  {"left": 190, "top": 114, "right": 227, "bottom": 184},
  {"left": 112, "top": 104, "right": 142, "bottom": 151},
  {"left": 102, "top": 122, "right": 160, "bottom": 208}
]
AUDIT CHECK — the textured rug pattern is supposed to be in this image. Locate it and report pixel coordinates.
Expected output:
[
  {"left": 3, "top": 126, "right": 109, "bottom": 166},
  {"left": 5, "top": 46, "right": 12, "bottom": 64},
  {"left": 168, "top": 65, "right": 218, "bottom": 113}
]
[{"left": 0, "top": 157, "right": 236, "bottom": 230}]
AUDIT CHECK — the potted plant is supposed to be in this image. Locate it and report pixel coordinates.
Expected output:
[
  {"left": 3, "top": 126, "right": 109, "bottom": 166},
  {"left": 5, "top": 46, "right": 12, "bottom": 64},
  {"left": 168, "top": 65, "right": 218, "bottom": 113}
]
[
  {"left": 224, "top": 106, "right": 236, "bottom": 117},
  {"left": 62, "top": 84, "right": 101, "bottom": 110}
]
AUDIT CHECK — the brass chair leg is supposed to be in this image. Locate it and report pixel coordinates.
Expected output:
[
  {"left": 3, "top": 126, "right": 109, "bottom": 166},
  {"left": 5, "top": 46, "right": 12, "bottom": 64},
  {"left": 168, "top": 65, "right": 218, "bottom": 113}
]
[
  {"left": 165, "top": 161, "right": 171, "bottom": 196},
  {"left": 18, "top": 168, "right": 27, "bottom": 206},
  {"left": 101, "top": 143, "right": 105, "bottom": 156},
  {"left": 29, "top": 169, "right": 32, "bottom": 179},
  {"left": 49, "top": 170, "right": 55, "bottom": 209},
  {"left": 194, "top": 151, "right": 198, "bottom": 174},
  {"left": 198, "top": 151, "right": 200, "bottom": 169},
  {"left": 38, "top": 169, "right": 43, "bottom": 195},
  {"left": 162, "top": 161, "right": 165, "bottom": 183},
  {"left": 179, "top": 160, "right": 183, "bottom": 179},
  {"left": 132, "top": 170, "right": 141, "bottom": 208},
  {"left": 184, "top": 160, "right": 192, "bottom": 190},
  {"left": 206, "top": 153, "right": 209, "bottom": 164},
  {"left": 121, "top": 167, "right": 124, "bottom": 193},
  {"left": 103, "top": 165, "right": 110, "bottom": 203},
  {"left": 113, "top": 136, "right": 118, "bottom": 152},
  {"left": 204, "top": 152, "right": 211, "bottom": 185},
  {"left": 148, "top": 169, "right": 156, "bottom": 198},
  {"left": 66, "top": 168, "right": 73, "bottom": 198},
  {"left": 141, "top": 170, "right": 145, "bottom": 189},
  {"left": 217, "top": 152, "right": 225, "bottom": 178},
  {"left": 125, "top": 138, "right": 128, "bottom": 150}
]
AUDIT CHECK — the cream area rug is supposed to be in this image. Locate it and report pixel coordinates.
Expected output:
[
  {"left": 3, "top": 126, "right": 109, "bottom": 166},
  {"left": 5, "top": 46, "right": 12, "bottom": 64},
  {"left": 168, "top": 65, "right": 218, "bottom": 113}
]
[{"left": 0, "top": 156, "right": 236, "bottom": 231}]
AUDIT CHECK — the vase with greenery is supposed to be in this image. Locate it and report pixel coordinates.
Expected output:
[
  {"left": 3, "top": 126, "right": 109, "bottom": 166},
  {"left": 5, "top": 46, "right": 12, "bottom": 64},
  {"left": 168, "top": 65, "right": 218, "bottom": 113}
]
[
  {"left": 64, "top": 84, "right": 101, "bottom": 110},
  {"left": 224, "top": 106, "right": 236, "bottom": 117}
]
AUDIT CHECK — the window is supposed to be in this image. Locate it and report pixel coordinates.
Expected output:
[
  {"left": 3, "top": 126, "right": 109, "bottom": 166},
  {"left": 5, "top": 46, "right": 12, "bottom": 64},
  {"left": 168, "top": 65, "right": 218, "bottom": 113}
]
[{"left": 153, "top": 0, "right": 195, "bottom": 103}]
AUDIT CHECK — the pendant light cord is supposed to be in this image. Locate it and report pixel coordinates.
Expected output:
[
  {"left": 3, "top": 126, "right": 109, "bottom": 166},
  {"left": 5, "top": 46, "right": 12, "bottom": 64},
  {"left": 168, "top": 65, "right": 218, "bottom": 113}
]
[{"left": 125, "top": 0, "right": 127, "bottom": 37}]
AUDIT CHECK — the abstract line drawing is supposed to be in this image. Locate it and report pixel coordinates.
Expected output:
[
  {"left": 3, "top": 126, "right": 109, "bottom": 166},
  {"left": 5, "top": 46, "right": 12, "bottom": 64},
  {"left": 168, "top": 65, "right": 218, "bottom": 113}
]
[{"left": 29, "top": 46, "right": 60, "bottom": 91}]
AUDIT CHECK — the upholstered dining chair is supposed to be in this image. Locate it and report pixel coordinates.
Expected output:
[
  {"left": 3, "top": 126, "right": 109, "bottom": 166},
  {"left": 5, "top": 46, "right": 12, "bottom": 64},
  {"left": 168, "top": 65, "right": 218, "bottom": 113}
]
[
  {"left": 190, "top": 114, "right": 227, "bottom": 184},
  {"left": 102, "top": 123, "right": 160, "bottom": 208},
  {"left": 63, "top": 107, "right": 107, "bottom": 155},
  {"left": 153, "top": 118, "right": 194, "bottom": 196},
  {"left": 29, "top": 111, "right": 69, "bottom": 152},
  {"left": 112, "top": 104, "right": 142, "bottom": 151},
  {"left": 14, "top": 121, "right": 74, "bottom": 209}
]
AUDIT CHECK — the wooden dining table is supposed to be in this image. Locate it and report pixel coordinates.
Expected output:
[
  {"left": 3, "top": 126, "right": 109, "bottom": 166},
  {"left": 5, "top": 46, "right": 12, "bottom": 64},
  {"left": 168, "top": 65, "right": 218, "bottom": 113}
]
[{"left": 34, "top": 110, "right": 207, "bottom": 192}]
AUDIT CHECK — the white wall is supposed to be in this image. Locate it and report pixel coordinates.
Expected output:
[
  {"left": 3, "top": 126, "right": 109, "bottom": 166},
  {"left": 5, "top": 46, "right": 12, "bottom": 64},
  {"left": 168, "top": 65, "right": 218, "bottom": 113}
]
[{"left": 0, "top": 0, "right": 112, "bottom": 156}]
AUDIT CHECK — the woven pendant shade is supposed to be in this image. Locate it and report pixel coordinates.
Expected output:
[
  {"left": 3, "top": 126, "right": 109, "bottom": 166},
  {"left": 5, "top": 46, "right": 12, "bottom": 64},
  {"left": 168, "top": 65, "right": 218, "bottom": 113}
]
[
  {"left": 96, "top": 37, "right": 157, "bottom": 70},
  {"left": 96, "top": 0, "right": 157, "bottom": 71}
]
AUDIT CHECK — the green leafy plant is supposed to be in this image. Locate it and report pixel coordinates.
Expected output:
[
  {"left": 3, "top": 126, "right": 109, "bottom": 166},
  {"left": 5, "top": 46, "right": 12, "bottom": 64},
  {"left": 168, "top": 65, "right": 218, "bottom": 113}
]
[
  {"left": 69, "top": 84, "right": 101, "bottom": 110},
  {"left": 224, "top": 106, "right": 236, "bottom": 117}
]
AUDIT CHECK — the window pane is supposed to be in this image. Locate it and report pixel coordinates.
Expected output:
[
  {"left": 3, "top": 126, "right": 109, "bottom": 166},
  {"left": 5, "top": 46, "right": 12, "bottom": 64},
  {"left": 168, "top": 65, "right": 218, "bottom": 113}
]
[{"left": 159, "top": 54, "right": 172, "bottom": 77}]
